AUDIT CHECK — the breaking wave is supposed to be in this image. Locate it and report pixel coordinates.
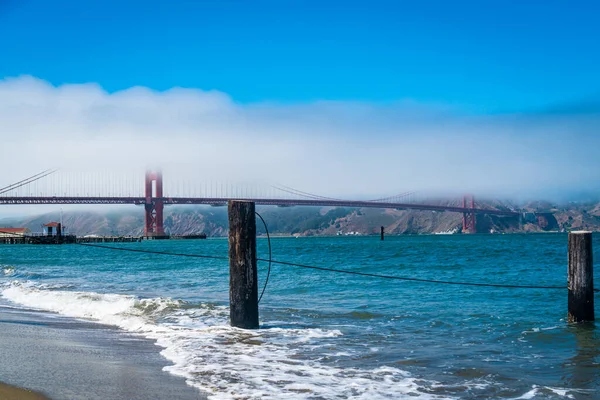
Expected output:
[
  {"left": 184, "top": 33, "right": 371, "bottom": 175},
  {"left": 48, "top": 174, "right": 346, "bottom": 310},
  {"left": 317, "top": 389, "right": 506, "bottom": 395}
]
[{"left": 1, "top": 281, "right": 446, "bottom": 399}]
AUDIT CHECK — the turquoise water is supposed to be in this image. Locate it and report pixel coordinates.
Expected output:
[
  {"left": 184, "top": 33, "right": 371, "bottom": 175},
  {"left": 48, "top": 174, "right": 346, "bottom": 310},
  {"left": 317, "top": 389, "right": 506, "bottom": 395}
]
[{"left": 1, "top": 234, "right": 599, "bottom": 399}]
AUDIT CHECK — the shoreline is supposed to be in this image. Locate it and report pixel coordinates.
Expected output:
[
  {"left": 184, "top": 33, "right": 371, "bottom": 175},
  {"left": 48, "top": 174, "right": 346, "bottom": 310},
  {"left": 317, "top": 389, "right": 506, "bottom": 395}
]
[
  {"left": 0, "top": 382, "right": 48, "bottom": 400},
  {"left": 0, "top": 303, "right": 207, "bottom": 400}
]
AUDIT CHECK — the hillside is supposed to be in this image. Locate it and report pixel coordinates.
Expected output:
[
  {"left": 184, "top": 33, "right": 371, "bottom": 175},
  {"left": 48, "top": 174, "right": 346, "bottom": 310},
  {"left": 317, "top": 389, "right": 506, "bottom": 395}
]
[{"left": 2, "top": 200, "right": 600, "bottom": 237}]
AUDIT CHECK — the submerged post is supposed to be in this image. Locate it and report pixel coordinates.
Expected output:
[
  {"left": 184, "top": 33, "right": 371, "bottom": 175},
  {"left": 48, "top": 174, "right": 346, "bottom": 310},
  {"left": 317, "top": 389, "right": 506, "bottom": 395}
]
[
  {"left": 568, "top": 231, "right": 594, "bottom": 323},
  {"left": 228, "top": 200, "right": 259, "bottom": 329},
  {"left": 380, "top": 226, "right": 384, "bottom": 241}
]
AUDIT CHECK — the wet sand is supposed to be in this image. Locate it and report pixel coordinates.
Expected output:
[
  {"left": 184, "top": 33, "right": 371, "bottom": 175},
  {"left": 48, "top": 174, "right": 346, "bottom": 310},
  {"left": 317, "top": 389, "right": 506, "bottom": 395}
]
[
  {"left": 0, "top": 304, "right": 207, "bottom": 400},
  {"left": 0, "top": 382, "right": 48, "bottom": 400}
]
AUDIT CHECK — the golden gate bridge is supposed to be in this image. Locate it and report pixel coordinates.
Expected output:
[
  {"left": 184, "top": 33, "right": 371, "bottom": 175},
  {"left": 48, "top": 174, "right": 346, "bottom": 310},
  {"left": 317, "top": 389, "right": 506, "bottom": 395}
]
[{"left": 0, "top": 169, "right": 521, "bottom": 235}]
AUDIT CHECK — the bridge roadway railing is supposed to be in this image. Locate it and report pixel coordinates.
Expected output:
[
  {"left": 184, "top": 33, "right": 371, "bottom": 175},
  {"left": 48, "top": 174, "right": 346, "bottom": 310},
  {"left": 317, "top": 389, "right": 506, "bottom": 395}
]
[
  {"left": 0, "top": 196, "right": 521, "bottom": 217},
  {"left": 0, "top": 196, "right": 147, "bottom": 205}
]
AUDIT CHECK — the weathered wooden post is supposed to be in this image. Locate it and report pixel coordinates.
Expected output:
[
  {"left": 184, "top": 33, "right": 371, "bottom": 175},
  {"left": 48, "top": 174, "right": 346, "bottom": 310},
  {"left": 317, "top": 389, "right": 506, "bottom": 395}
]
[
  {"left": 228, "top": 200, "right": 259, "bottom": 329},
  {"left": 568, "top": 231, "right": 594, "bottom": 323},
  {"left": 57, "top": 223, "right": 63, "bottom": 244},
  {"left": 380, "top": 226, "right": 384, "bottom": 241}
]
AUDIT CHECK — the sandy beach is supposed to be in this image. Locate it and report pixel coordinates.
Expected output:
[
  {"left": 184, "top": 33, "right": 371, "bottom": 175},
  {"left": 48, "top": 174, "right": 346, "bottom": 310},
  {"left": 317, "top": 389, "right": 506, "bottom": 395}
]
[
  {"left": 0, "top": 303, "right": 207, "bottom": 400},
  {"left": 0, "top": 382, "right": 48, "bottom": 400}
]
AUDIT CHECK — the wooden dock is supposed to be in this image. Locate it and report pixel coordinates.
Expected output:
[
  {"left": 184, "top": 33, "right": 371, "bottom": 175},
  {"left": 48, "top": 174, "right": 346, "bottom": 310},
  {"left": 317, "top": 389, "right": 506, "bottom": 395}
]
[
  {"left": 0, "top": 234, "right": 206, "bottom": 244},
  {"left": 77, "top": 236, "right": 142, "bottom": 243},
  {"left": 0, "top": 235, "right": 77, "bottom": 245}
]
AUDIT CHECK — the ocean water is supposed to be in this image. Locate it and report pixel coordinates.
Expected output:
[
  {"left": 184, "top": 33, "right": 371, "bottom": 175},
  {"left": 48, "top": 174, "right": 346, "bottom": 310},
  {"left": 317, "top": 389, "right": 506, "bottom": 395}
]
[{"left": 0, "top": 234, "right": 599, "bottom": 399}]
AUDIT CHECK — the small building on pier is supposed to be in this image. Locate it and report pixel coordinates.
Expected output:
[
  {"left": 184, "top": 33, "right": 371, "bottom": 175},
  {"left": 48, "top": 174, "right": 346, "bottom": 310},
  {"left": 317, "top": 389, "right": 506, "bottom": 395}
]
[{"left": 43, "top": 222, "right": 63, "bottom": 236}]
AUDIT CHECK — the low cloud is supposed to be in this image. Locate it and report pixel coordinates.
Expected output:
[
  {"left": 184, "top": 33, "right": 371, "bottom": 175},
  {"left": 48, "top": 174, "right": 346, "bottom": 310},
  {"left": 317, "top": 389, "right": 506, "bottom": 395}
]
[{"left": 1, "top": 75, "right": 598, "bottom": 204}]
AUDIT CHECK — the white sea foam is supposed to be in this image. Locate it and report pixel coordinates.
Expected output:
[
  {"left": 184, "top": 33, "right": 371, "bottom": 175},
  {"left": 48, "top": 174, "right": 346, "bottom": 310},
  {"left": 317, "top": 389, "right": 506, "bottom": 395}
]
[
  {"left": 521, "top": 325, "right": 560, "bottom": 335},
  {"left": 2, "top": 266, "right": 15, "bottom": 276},
  {"left": 513, "top": 385, "right": 579, "bottom": 399},
  {"left": 2, "top": 282, "right": 448, "bottom": 399}
]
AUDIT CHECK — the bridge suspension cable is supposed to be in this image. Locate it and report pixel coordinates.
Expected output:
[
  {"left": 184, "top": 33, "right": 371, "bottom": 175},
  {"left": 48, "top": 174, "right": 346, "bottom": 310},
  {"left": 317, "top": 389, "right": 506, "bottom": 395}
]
[
  {"left": 369, "top": 191, "right": 418, "bottom": 203},
  {"left": 0, "top": 169, "right": 57, "bottom": 195},
  {"left": 272, "top": 184, "right": 342, "bottom": 201}
]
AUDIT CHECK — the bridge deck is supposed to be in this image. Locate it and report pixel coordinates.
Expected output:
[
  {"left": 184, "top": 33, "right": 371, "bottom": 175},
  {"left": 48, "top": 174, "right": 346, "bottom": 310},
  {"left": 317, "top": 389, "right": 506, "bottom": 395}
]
[{"left": 0, "top": 197, "right": 521, "bottom": 216}]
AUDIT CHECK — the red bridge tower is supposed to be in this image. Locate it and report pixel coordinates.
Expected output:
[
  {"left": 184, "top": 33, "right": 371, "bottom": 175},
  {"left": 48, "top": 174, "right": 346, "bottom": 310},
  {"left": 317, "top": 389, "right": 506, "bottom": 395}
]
[
  {"left": 144, "top": 170, "right": 165, "bottom": 237},
  {"left": 462, "top": 194, "right": 476, "bottom": 234}
]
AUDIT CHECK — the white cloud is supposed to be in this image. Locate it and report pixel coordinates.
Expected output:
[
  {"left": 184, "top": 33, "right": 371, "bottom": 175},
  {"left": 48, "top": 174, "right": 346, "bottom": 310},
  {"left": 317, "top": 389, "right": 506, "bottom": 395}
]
[{"left": 0, "top": 75, "right": 598, "bottom": 209}]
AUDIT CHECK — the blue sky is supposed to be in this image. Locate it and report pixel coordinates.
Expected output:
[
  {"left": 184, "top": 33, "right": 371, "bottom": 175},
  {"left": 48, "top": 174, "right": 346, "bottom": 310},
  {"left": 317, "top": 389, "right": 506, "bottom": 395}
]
[
  {"left": 1, "top": 0, "right": 599, "bottom": 112},
  {"left": 0, "top": 0, "right": 599, "bottom": 206}
]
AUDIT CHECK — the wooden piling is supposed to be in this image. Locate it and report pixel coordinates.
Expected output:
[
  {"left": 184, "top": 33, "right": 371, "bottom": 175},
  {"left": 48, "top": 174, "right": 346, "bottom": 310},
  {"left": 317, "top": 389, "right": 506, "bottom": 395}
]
[
  {"left": 57, "top": 223, "right": 63, "bottom": 244},
  {"left": 228, "top": 200, "right": 259, "bottom": 329},
  {"left": 380, "top": 226, "right": 384, "bottom": 241},
  {"left": 568, "top": 231, "right": 594, "bottom": 323}
]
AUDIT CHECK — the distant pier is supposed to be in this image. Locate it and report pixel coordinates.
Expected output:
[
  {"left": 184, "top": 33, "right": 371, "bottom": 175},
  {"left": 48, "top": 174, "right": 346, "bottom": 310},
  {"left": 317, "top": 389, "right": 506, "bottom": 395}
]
[{"left": 0, "top": 233, "right": 206, "bottom": 245}]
